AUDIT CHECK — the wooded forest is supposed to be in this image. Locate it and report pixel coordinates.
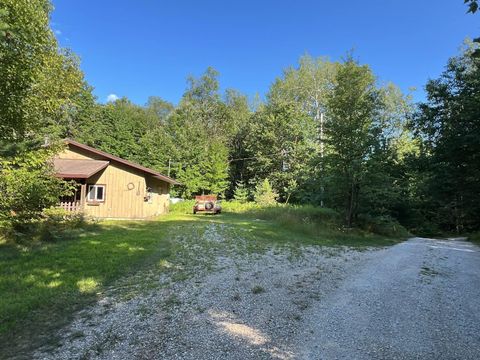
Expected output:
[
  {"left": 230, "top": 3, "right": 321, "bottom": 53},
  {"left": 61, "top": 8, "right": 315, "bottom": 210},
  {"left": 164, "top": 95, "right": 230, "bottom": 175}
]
[{"left": 1, "top": 0, "right": 479, "bottom": 236}]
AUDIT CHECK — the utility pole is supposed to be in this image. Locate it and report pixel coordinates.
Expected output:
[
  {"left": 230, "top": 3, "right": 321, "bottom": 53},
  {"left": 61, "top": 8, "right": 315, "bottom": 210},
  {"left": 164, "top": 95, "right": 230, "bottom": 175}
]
[{"left": 168, "top": 159, "right": 171, "bottom": 177}]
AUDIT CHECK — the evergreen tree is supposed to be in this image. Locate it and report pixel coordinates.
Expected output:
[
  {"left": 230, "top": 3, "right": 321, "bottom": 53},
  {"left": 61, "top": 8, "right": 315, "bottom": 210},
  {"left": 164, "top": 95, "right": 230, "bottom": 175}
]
[
  {"left": 253, "top": 179, "right": 278, "bottom": 206},
  {"left": 412, "top": 43, "right": 480, "bottom": 232},
  {"left": 233, "top": 181, "right": 249, "bottom": 203}
]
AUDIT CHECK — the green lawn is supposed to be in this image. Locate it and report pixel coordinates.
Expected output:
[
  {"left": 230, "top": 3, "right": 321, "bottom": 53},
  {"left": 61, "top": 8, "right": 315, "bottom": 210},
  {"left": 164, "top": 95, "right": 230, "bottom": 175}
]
[{"left": 0, "top": 205, "right": 404, "bottom": 357}]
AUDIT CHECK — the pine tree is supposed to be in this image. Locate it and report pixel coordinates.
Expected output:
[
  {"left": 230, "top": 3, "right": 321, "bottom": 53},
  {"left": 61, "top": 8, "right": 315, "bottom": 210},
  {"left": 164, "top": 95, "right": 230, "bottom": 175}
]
[
  {"left": 233, "top": 181, "right": 249, "bottom": 203},
  {"left": 254, "top": 179, "right": 278, "bottom": 206}
]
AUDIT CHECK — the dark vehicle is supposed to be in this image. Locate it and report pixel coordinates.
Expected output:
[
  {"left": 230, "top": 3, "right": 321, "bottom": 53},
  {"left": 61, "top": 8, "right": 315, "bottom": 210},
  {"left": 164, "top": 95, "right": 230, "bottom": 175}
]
[{"left": 193, "top": 195, "right": 221, "bottom": 214}]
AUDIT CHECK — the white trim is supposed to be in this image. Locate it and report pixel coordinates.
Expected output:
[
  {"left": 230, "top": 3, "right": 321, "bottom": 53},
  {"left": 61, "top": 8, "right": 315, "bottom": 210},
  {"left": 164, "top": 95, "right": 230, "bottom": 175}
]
[{"left": 87, "top": 184, "right": 106, "bottom": 202}]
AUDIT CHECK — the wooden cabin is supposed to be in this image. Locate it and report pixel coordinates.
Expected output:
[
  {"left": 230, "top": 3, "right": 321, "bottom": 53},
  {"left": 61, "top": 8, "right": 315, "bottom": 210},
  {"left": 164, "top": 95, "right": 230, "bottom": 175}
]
[{"left": 54, "top": 139, "right": 179, "bottom": 219}]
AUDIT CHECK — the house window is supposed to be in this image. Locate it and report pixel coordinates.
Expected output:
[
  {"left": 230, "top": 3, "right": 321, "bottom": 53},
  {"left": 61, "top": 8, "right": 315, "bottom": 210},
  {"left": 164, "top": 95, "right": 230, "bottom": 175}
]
[{"left": 87, "top": 184, "right": 106, "bottom": 202}]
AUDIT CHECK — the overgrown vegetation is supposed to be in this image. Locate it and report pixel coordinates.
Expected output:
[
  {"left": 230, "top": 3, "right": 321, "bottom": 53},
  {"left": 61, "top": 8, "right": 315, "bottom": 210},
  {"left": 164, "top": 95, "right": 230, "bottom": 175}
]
[
  {"left": 172, "top": 201, "right": 409, "bottom": 241},
  {"left": 0, "top": 142, "right": 77, "bottom": 240}
]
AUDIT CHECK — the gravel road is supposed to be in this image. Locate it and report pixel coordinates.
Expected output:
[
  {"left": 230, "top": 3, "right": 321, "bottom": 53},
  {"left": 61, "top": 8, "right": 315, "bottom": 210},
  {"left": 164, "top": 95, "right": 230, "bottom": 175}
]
[
  {"left": 34, "top": 236, "right": 480, "bottom": 360},
  {"left": 297, "top": 237, "right": 480, "bottom": 359}
]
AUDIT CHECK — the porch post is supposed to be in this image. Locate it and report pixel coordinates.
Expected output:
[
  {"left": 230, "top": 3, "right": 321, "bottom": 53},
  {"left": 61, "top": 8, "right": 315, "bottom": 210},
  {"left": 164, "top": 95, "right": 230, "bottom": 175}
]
[{"left": 80, "top": 183, "right": 86, "bottom": 211}]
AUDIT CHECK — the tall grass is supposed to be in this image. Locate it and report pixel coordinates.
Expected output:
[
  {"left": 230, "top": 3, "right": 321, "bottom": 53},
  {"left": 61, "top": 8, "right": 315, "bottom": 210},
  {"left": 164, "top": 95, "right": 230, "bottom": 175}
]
[{"left": 171, "top": 200, "right": 408, "bottom": 239}]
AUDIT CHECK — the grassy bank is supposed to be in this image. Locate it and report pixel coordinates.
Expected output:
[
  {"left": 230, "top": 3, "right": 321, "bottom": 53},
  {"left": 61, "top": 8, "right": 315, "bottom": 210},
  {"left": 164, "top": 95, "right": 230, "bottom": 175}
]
[{"left": 0, "top": 203, "right": 405, "bottom": 357}]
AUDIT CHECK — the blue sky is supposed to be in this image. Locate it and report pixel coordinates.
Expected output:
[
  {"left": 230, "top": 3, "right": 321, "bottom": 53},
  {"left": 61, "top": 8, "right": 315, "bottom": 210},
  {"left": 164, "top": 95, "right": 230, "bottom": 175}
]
[{"left": 51, "top": 0, "right": 479, "bottom": 105}]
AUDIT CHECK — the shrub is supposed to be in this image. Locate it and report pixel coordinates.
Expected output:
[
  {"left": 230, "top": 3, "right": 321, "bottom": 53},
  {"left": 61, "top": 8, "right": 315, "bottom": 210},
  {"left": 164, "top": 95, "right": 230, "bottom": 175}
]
[
  {"left": 221, "top": 201, "right": 260, "bottom": 213},
  {"left": 233, "top": 181, "right": 249, "bottom": 203},
  {"left": 38, "top": 208, "right": 87, "bottom": 241},
  {"left": 4, "top": 207, "right": 89, "bottom": 242},
  {"left": 253, "top": 179, "right": 278, "bottom": 206},
  {"left": 357, "top": 214, "right": 410, "bottom": 238},
  {"left": 170, "top": 199, "right": 195, "bottom": 214},
  {"left": 467, "top": 232, "right": 480, "bottom": 244},
  {"left": 0, "top": 143, "right": 73, "bottom": 236}
]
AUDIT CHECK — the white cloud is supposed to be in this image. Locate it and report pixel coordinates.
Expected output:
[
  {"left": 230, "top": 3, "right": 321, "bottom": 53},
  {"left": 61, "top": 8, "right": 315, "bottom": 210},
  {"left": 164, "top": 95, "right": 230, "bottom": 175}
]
[
  {"left": 54, "top": 29, "right": 62, "bottom": 35},
  {"left": 106, "top": 94, "right": 119, "bottom": 103}
]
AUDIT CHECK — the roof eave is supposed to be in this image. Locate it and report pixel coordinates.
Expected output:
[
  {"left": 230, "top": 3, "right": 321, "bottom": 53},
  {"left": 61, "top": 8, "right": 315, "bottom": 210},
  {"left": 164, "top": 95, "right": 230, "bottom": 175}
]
[{"left": 152, "top": 174, "right": 182, "bottom": 185}]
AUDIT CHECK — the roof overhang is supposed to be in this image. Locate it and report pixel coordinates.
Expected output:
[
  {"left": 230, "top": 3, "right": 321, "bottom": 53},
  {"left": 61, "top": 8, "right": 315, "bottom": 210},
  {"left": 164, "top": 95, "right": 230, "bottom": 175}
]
[
  {"left": 54, "top": 159, "right": 109, "bottom": 179},
  {"left": 152, "top": 174, "right": 181, "bottom": 184}
]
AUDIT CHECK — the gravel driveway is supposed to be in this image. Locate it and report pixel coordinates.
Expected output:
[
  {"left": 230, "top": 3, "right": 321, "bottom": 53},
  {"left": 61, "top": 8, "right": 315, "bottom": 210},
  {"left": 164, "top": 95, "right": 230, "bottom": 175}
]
[
  {"left": 34, "top": 235, "right": 480, "bottom": 360},
  {"left": 298, "top": 237, "right": 480, "bottom": 359}
]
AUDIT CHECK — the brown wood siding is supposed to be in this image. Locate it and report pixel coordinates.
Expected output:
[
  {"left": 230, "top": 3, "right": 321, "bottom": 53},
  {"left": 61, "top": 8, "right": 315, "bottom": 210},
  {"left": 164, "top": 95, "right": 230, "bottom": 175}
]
[{"left": 58, "top": 148, "right": 170, "bottom": 219}]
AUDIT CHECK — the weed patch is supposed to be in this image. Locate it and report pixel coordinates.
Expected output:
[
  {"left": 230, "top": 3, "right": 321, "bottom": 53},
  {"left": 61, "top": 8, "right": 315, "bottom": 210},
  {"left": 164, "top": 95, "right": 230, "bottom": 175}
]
[{"left": 252, "top": 285, "right": 265, "bottom": 294}]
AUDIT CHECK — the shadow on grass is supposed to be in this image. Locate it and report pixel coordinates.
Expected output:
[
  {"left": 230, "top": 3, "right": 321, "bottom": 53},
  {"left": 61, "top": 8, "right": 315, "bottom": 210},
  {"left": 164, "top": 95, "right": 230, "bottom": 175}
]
[{"left": 0, "top": 217, "right": 203, "bottom": 358}]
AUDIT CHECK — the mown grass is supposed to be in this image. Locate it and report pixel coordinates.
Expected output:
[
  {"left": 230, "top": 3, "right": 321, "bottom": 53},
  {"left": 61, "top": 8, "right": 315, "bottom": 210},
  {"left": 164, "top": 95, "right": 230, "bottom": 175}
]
[
  {"left": 0, "top": 202, "right": 406, "bottom": 357},
  {"left": 0, "top": 215, "right": 206, "bottom": 358}
]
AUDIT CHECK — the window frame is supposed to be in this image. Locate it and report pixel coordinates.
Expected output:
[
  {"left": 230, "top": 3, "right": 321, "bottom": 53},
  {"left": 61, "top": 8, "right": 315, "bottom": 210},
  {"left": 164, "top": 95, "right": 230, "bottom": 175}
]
[{"left": 87, "top": 184, "right": 106, "bottom": 203}]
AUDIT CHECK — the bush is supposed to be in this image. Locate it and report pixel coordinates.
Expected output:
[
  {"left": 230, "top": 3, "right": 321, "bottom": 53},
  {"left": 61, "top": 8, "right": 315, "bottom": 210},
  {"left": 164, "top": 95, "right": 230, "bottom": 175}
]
[
  {"left": 253, "top": 179, "right": 278, "bottom": 206},
  {"left": 0, "top": 143, "right": 73, "bottom": 231},
  {"left": 38, "top": 207, "right": 87, "bottom": 241},
  {"left": 357, "top": 214, "right": 410, "bottom": 238},
  {"left": 467, "top": 232, "right": 480, "bottom": 244},
  {"left": 169, "top": 199, "right": 195, "bottom": 214},
  {"left": 1, "top": 207, "right": 89, "bottom": 243},
  {"left": 221, "top": 201, "right": 261, "bottom": 213}
]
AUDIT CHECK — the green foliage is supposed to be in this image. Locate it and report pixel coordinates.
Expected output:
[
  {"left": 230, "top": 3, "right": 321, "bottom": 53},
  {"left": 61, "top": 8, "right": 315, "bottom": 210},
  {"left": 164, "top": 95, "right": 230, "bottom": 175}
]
[
  {"left": 0, "top": 142, "right": 73, "bottom": 236},
  {"left": 411, "top": 43, "right": 480, "bottom": 232},
  {"left": 465, "top": 0, "right": 478, "bottom": 14},
  {"left": 324, "top": 58, "right": 379, "bottom": 226},
  {"left": 169, "top": 69, "right": 232, "bottom": 197},
  {"left": 146, "top": 96, "right": 174, "bottom": 124},
  {"left": 268, "top": 54, "right": 338, "bottom": 119},
  {"left": 0, "top": 0, "right": 90, "bottom": 141},
  {"left": 0, "top": 8, "right": 9, "bottom": 48},
  {"left": 357, "top": 214, "right": 410, "bottom": 238},
  {"left": 253, "top": 179, "right": 278, "bottom": 206},
  {"left": 233, "top": 181, "right": 249, "bottom": 203},
  {"left": 220, "top": 200, "right": 261, "bottom": 213},
  {"left": 38, "top": 207, "right": 87, "bottom": 241},
  {"left": 77, "top": 98, "right": 162, "bottom": 163},
  {"left": 242, "top": 103, "right": 318, "bottom": 202},
  {"left": 468, "top": 231, "right": 480, "bottom": 244}
]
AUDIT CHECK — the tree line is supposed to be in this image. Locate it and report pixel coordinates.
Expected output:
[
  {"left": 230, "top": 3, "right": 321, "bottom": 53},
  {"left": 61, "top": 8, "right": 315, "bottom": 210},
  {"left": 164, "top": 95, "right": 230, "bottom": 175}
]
[{"left": 1, "top": 0, "right": 479, "bottom": 236}]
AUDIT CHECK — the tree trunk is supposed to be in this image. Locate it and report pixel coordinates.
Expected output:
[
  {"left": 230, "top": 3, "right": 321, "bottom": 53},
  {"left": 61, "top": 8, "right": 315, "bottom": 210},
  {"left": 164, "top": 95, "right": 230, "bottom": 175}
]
[{"left": 346, "top": 179, "right": 355, "bottom": 227}]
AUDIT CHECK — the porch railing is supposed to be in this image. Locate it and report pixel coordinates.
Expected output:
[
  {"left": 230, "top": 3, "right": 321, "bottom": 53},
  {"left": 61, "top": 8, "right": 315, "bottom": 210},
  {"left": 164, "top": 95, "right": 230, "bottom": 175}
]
[{"left": 59, "top": 201, "right": 81, "bottom": 212}]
